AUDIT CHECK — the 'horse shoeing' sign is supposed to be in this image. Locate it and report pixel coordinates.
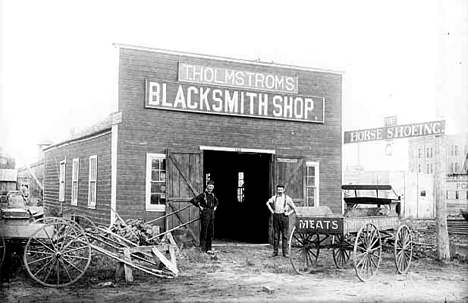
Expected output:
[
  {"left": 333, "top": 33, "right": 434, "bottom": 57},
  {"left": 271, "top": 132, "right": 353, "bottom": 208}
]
[{"left": 343, "top": 120, "right": 445, "bottom": 144}]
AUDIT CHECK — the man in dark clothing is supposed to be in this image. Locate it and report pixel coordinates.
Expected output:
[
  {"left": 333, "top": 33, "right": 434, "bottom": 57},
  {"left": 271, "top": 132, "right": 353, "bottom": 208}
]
[{"left": 190, "top": 180, "right": 218, "bottom": 254}]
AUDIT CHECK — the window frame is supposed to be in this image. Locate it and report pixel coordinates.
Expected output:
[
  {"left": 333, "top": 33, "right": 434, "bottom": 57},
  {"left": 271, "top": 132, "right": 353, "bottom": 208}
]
[
  {"left": 59, "top": 160, "right": 66, "bottom": 202},
  {"left": 305, "top": 161, "right": 320, "bottom": 207},
  {"left": 88, "top": 155, "right": 97, "bottom": 208},
  {"left": 146, "top": 153, "right": 167, "bottom": 212},
  {"left": 71, "top": 158, "right": 79, "bottom": 206}
]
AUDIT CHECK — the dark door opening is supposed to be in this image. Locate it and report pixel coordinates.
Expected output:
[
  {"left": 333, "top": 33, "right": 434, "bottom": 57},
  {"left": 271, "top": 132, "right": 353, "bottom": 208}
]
[{"left": 203, "top": 150, "right": 271, "bottom": 243}]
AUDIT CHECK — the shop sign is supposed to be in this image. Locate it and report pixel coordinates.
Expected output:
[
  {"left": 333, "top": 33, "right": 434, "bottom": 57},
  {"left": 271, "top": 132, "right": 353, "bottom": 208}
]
[
  {"left": 296, "top": 217, "right": 343, "bottom": 234},
  {"left": 145, "top": 80, "right": 324, "bottom": 123},
  {"left": 343, "top": 120, "right": 445, "bottom": 144},
  {"left": 178, "top": 63, "right": 298, "bottom": 94}
]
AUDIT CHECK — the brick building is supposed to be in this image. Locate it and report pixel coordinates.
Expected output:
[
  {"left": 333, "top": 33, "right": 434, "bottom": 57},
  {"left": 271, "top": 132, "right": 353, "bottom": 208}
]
[{"left": 43, "top": 44, "right": 343, "bottom": 243}]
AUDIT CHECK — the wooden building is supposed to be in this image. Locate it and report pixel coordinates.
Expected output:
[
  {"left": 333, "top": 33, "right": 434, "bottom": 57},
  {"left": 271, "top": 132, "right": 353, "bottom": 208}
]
[{"left": 43, "top": 44, "right": 343, "bottom": 244}]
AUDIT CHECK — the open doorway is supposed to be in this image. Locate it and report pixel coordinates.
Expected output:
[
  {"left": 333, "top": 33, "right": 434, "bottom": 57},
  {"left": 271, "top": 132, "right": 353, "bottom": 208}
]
[{"left": 203, "top": 150, "right": 271, "bottom": 243}]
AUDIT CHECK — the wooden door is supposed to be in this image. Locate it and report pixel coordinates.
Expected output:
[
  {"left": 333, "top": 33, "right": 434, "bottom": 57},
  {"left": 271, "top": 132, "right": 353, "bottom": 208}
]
[
  {"left": 166, "top": 150, "right": 203, "bottom": 244},
  {"left": 269, "top": 155, "right": 305, "bottom": 242}
]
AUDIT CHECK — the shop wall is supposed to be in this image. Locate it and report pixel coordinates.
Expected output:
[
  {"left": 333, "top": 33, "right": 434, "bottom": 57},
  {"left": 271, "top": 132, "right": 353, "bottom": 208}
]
[
  {"left": 43, "top": 133, "right": 112, "bottom": 225},
  {"left": 116, "top": 47, "right": 342, "bottom": 217}
]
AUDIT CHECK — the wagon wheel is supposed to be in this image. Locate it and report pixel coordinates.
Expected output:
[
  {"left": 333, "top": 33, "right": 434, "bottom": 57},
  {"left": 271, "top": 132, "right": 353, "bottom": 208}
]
[
  {"left": 353, "top": 223, "right": 382, "bottom": 282},
  {"left": 288, "top": 226, "right": 320, "bottom": 274},
  {"left": 332, "top": 233, "right": 352, "bottom": 269},
  {"left": 394, "top": 224, "right": 413, "bottom": 274},
  {"left": 0, "top": 233, "right": 5, "bottom": 270},
  {"left": 23, "top": 219, "right": 91, "bottom": 287}
]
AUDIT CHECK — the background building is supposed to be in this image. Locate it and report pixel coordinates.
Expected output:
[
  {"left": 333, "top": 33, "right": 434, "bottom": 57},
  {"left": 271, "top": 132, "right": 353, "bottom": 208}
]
[{"left": 408, "top": 133, "right": 468, "bottom": 216}]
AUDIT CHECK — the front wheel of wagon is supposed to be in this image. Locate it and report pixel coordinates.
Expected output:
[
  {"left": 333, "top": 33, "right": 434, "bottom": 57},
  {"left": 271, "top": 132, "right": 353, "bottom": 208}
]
[
  {"left": 353, "top": 223, "right": 382, "bottom": 282},
  {"left": 394, "top": 224, "right": 413, "bottom": 274},
  {"left": 332, "top": 234, "right": 352, "bottom": 269},
  {"left": 288, "top": 226, "right": 319, "bottom": 274},
  {"left": 23, "top": 219, "right": 91, "bottom": 287}
]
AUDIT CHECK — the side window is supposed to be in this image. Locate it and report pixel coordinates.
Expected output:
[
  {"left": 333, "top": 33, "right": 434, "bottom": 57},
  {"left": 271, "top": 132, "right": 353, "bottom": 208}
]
[
  {"left": 146, "top": 153, "right": 166, "bottom": 211},
  {"left": 59, "top": 160, "right": 66, "bottom": 202},
  {"left": 71, "top": 158, "right": 79, "bottom": 206},
  {"left": 305, "top": 161, "right": 319, "bottom": 207},
  {"left": 88, "top": 155, "right": 97, "bottom": 208}
]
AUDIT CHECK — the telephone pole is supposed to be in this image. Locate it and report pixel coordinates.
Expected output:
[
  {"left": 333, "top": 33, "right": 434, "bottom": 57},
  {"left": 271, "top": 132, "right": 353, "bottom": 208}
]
[
  {"left": 434, "top": 0, "right": 451, "bottom": 261},
  {"left": 434, "top": 135, "right": 450, "bottom": 260}
]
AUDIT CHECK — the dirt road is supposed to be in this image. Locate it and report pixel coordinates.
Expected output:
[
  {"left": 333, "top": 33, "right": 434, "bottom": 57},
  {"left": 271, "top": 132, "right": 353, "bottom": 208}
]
[{"left": 1, "top": 244, "right": 467, "bottom": 303}]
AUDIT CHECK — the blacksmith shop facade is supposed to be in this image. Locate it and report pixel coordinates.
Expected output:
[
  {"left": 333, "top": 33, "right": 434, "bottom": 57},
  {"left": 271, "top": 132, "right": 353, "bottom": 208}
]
[{"left": 43, "top": 44, "right": 343, "bottom": 243}]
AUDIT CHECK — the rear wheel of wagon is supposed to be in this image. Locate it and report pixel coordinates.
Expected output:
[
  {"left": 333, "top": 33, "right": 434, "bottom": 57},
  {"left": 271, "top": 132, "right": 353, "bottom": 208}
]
[
  {"left": 24, "top": 219, "right": 91, "bottom": 287},
  {"left": 394, "top": 224, "right": 413, "bottom": 274},
  {"left": 288, "top": 226, "right": 320, "bottom": 274},
  {"left": 353, "top": 223, "right": 382, "bottom": 282},
  {"left": 332, "top": 233, "right": 352, "bottom": 269}
]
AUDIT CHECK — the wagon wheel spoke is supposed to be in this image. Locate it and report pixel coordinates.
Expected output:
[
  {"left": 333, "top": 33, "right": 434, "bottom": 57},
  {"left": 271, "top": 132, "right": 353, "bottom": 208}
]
[
  {"left": 30, "top": 253, "right": 55, "bottom": 277},
  {"left": 43, "top": 258, "right": 58, "bottom": 284},
  {"left": 57, "top": 258, "right": 73, "bottom": 282}
]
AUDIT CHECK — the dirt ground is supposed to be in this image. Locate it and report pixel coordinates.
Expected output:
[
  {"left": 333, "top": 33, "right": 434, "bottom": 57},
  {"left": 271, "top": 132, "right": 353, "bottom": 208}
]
[{"left": 1, "top": 242, "right": 467, "bottom": 303}]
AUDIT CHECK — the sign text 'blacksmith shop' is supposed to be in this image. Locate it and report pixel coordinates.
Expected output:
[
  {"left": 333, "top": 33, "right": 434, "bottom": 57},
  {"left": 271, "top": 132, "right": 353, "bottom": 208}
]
[
  {"left": 145, "top": 79, "right": 325, "bottom": 123},
  {"left": 343, "top": 120, "right": 446, "bottom": 144}
]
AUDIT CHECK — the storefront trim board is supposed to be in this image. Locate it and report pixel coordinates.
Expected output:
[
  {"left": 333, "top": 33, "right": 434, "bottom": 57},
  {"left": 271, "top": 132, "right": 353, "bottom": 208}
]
[{"left": 199, "top": 146, "right": 275, "bottom": 154}]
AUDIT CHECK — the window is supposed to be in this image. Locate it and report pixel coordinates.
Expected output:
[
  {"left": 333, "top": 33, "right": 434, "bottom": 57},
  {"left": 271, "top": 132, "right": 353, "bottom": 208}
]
[
  {"left": 237, "top": 172, "right": 244, "bottom": 203},
  {"left": 455, "top": 191, "right": 459, "bottom": 199},
  {"left": 146, "top": 153, "right": 166, "bottom": 211},
  {"left": 418, "top": 148, "right": 423, "bottom": 158},
  {"left": 418, "top": 164, "right": 422, "bottom": 173},
  {"left": 59, "top": 160, "right": 66, "bottom": 202},
  {"left": 426, "top": 164, "right": 430, "bottom": 174},
  {"left": 305, "top": 161, "right": 319, "bottom": 207},
  {"left": 455, "top": 163, "right": 460, "bottom": 173},
  {"left": 455, "top": 145, "right": 459, "bottom": 156},
  {"left": 88, "top": 155, "right": 97, "bottom": 208},
  {"left": 71, "top": 158, "right": 79, "bottom": 206},
  {"left": 420, "top": 190, "right": 426, "bottom": 197}
]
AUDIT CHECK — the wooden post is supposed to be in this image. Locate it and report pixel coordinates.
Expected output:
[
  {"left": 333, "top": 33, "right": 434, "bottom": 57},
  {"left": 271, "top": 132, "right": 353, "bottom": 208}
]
[{"left": 434, "top": 135, "right": 450, "bottom": 260}]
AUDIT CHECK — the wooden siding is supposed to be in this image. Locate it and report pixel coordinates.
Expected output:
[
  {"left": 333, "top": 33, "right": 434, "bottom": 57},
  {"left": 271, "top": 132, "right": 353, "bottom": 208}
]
[
  {"left": 116, "top": 47, "right": 343, "bottom": 224},
  {"left": 43, "top": 133, "right": 112, "bottom": 225}
]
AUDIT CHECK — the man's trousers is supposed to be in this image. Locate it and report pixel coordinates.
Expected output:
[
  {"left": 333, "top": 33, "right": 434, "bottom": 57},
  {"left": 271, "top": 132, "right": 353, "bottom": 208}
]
[
  {"left": 200, "top": 208, "right": 215, "bottom": 252},
  {"left": 273, "top": 213, "right": 289, "bottom": 255}
]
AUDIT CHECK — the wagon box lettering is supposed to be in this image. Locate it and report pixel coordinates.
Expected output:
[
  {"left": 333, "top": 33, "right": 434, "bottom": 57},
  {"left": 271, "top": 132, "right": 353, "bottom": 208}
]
[{"left": 296, "top": 217, "right": 343, "bottom": 234}]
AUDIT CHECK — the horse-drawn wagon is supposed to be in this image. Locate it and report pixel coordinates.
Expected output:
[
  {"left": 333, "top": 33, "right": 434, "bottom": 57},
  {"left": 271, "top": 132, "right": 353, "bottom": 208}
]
[
  {"left": 0, "top": 194, "right": 179, "bottom": 287},
  {"left": 288, "top": 184, "right": 413, "bottom": 281}
]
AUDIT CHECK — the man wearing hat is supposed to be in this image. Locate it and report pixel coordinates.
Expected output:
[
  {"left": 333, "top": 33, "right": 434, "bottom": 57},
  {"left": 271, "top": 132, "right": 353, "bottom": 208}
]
[
  {"left": 266, "top": 184, "right": 297, "bottom": 257},
  {"left": 190, "top": 180, "right": 219, "bottom": 254}
]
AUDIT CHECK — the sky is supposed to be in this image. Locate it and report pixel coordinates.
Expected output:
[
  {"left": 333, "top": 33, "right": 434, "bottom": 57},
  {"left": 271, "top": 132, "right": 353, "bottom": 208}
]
[{"left": 0, "top": 0, "right": 466, "bottom": 169}]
